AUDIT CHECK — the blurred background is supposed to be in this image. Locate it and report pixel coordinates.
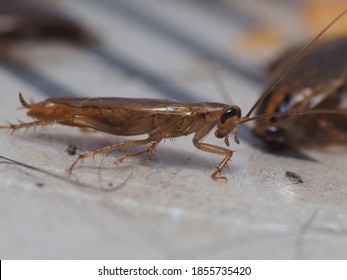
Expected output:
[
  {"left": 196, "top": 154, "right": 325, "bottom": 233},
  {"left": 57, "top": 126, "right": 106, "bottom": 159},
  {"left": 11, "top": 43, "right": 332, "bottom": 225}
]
[{"left": 1, "top": 0, "right": 347, "bottom": 259}]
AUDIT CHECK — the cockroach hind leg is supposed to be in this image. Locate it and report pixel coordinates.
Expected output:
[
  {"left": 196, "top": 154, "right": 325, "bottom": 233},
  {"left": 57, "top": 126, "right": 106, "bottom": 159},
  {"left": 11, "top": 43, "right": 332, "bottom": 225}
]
[
  {"left": 0, "top": 119, "right": 56, "bottom": 130},
  {"left": 68, "top": 154, "right": 84, "bottom": 176}
]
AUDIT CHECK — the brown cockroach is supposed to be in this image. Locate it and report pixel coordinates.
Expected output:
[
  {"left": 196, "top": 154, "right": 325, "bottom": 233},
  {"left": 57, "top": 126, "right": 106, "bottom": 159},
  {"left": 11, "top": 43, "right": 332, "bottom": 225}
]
[
  {"left": 1, "top": 10, "right": 347, "bottom": 180},
  {"left": 255, "top": 36, "right": 347, "bottom": 145}
]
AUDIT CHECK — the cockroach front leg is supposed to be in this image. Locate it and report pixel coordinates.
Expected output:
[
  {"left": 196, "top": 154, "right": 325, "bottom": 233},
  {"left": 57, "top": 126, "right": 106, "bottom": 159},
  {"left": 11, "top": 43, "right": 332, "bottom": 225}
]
[
  {"left": 192, "top": 126, "right": 234, "bottom": 180},
  {"left": 193, "top": 139, "right": 233, "bottom": 180},
  {"left": 68, "top": 138, "right": 160, "bottom": 175}
]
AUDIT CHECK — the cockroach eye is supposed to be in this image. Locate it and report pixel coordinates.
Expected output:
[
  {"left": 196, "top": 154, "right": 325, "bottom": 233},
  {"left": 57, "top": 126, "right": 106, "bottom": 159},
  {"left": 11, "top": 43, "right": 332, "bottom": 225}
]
[{"left": 221, "top": 106, "right": 240, "bottom": 124}]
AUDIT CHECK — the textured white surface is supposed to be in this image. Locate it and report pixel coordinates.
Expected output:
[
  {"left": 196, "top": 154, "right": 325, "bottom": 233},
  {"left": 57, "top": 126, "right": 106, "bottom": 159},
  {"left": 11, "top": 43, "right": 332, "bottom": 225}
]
[{"left": 1, "top": 0, "right": 347, "bottom": 259}]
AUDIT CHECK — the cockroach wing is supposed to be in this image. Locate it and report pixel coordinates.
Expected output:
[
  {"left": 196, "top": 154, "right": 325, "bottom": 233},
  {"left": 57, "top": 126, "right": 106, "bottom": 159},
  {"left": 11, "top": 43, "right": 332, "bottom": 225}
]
[{"left": 30, "top": 98, "right": 227, "bottom": 136}]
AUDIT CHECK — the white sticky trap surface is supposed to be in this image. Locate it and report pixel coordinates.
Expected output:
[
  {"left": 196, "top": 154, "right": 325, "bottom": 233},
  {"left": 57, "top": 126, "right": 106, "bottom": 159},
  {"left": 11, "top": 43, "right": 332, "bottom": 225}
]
[{"left": 1, "top": 0, "right": 347, "bottom": 259}]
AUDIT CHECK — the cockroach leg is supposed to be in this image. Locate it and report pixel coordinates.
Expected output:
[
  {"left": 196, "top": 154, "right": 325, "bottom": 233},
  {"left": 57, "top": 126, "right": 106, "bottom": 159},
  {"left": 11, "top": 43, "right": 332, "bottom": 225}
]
[
  {"left": 213, "top": 153, "right": 233, "bottom": 181},
  {"left": 68, "top": 138, "right": 160, "bottom": 174},
  {"left": 116, "top": 140, "right": 160, "bottom": 163},
  {"left": 316, "top": 119, "right": 347, "bottom": 142},
  {"left": 193, "top": 138, "right": 234, "bottom": 181},
  {"left": 193, "top": 141, "right": 233, "bottom": 180},
  {"left": 0, "top": 119, "right": 58, "bottom": 130}
]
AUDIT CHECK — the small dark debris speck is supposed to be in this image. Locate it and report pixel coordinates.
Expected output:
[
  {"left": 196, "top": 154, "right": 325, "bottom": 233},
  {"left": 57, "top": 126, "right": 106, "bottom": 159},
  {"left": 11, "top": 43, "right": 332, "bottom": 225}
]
[
  {"left": 67, "top": 144, "right": 77, "bottom": 155},
  {"left": 36, "top": 182, "right": 44, "bottom": 187},
  {"left": 285, "top": 171, "right": 304, "bottom": 183}
]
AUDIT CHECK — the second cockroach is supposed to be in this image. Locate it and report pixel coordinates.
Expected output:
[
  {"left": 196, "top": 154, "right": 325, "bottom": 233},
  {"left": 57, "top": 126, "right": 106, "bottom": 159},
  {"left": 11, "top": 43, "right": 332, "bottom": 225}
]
[
  {"left": 1, "top": 10, "right": 347, "bottom": 180},
  {"left": 255, "top": 37, "right": 347, "bottom": 145}
]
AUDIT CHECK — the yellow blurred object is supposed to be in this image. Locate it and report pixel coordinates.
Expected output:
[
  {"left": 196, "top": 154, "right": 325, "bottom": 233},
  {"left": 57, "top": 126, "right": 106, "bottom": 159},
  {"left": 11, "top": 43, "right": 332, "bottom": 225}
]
[
  {"left": 237, "top": 26, "right": 283, "bottom": 51},
  {"left": 303, "top": 0, "right": 347, "bottom": 39}
]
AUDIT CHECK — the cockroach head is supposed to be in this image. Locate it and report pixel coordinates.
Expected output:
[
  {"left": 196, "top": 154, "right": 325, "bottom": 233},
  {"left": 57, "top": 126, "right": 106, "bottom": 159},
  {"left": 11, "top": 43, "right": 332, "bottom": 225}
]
[{"left": 215, "top": 105, "right": 241, "bottom": 144}]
